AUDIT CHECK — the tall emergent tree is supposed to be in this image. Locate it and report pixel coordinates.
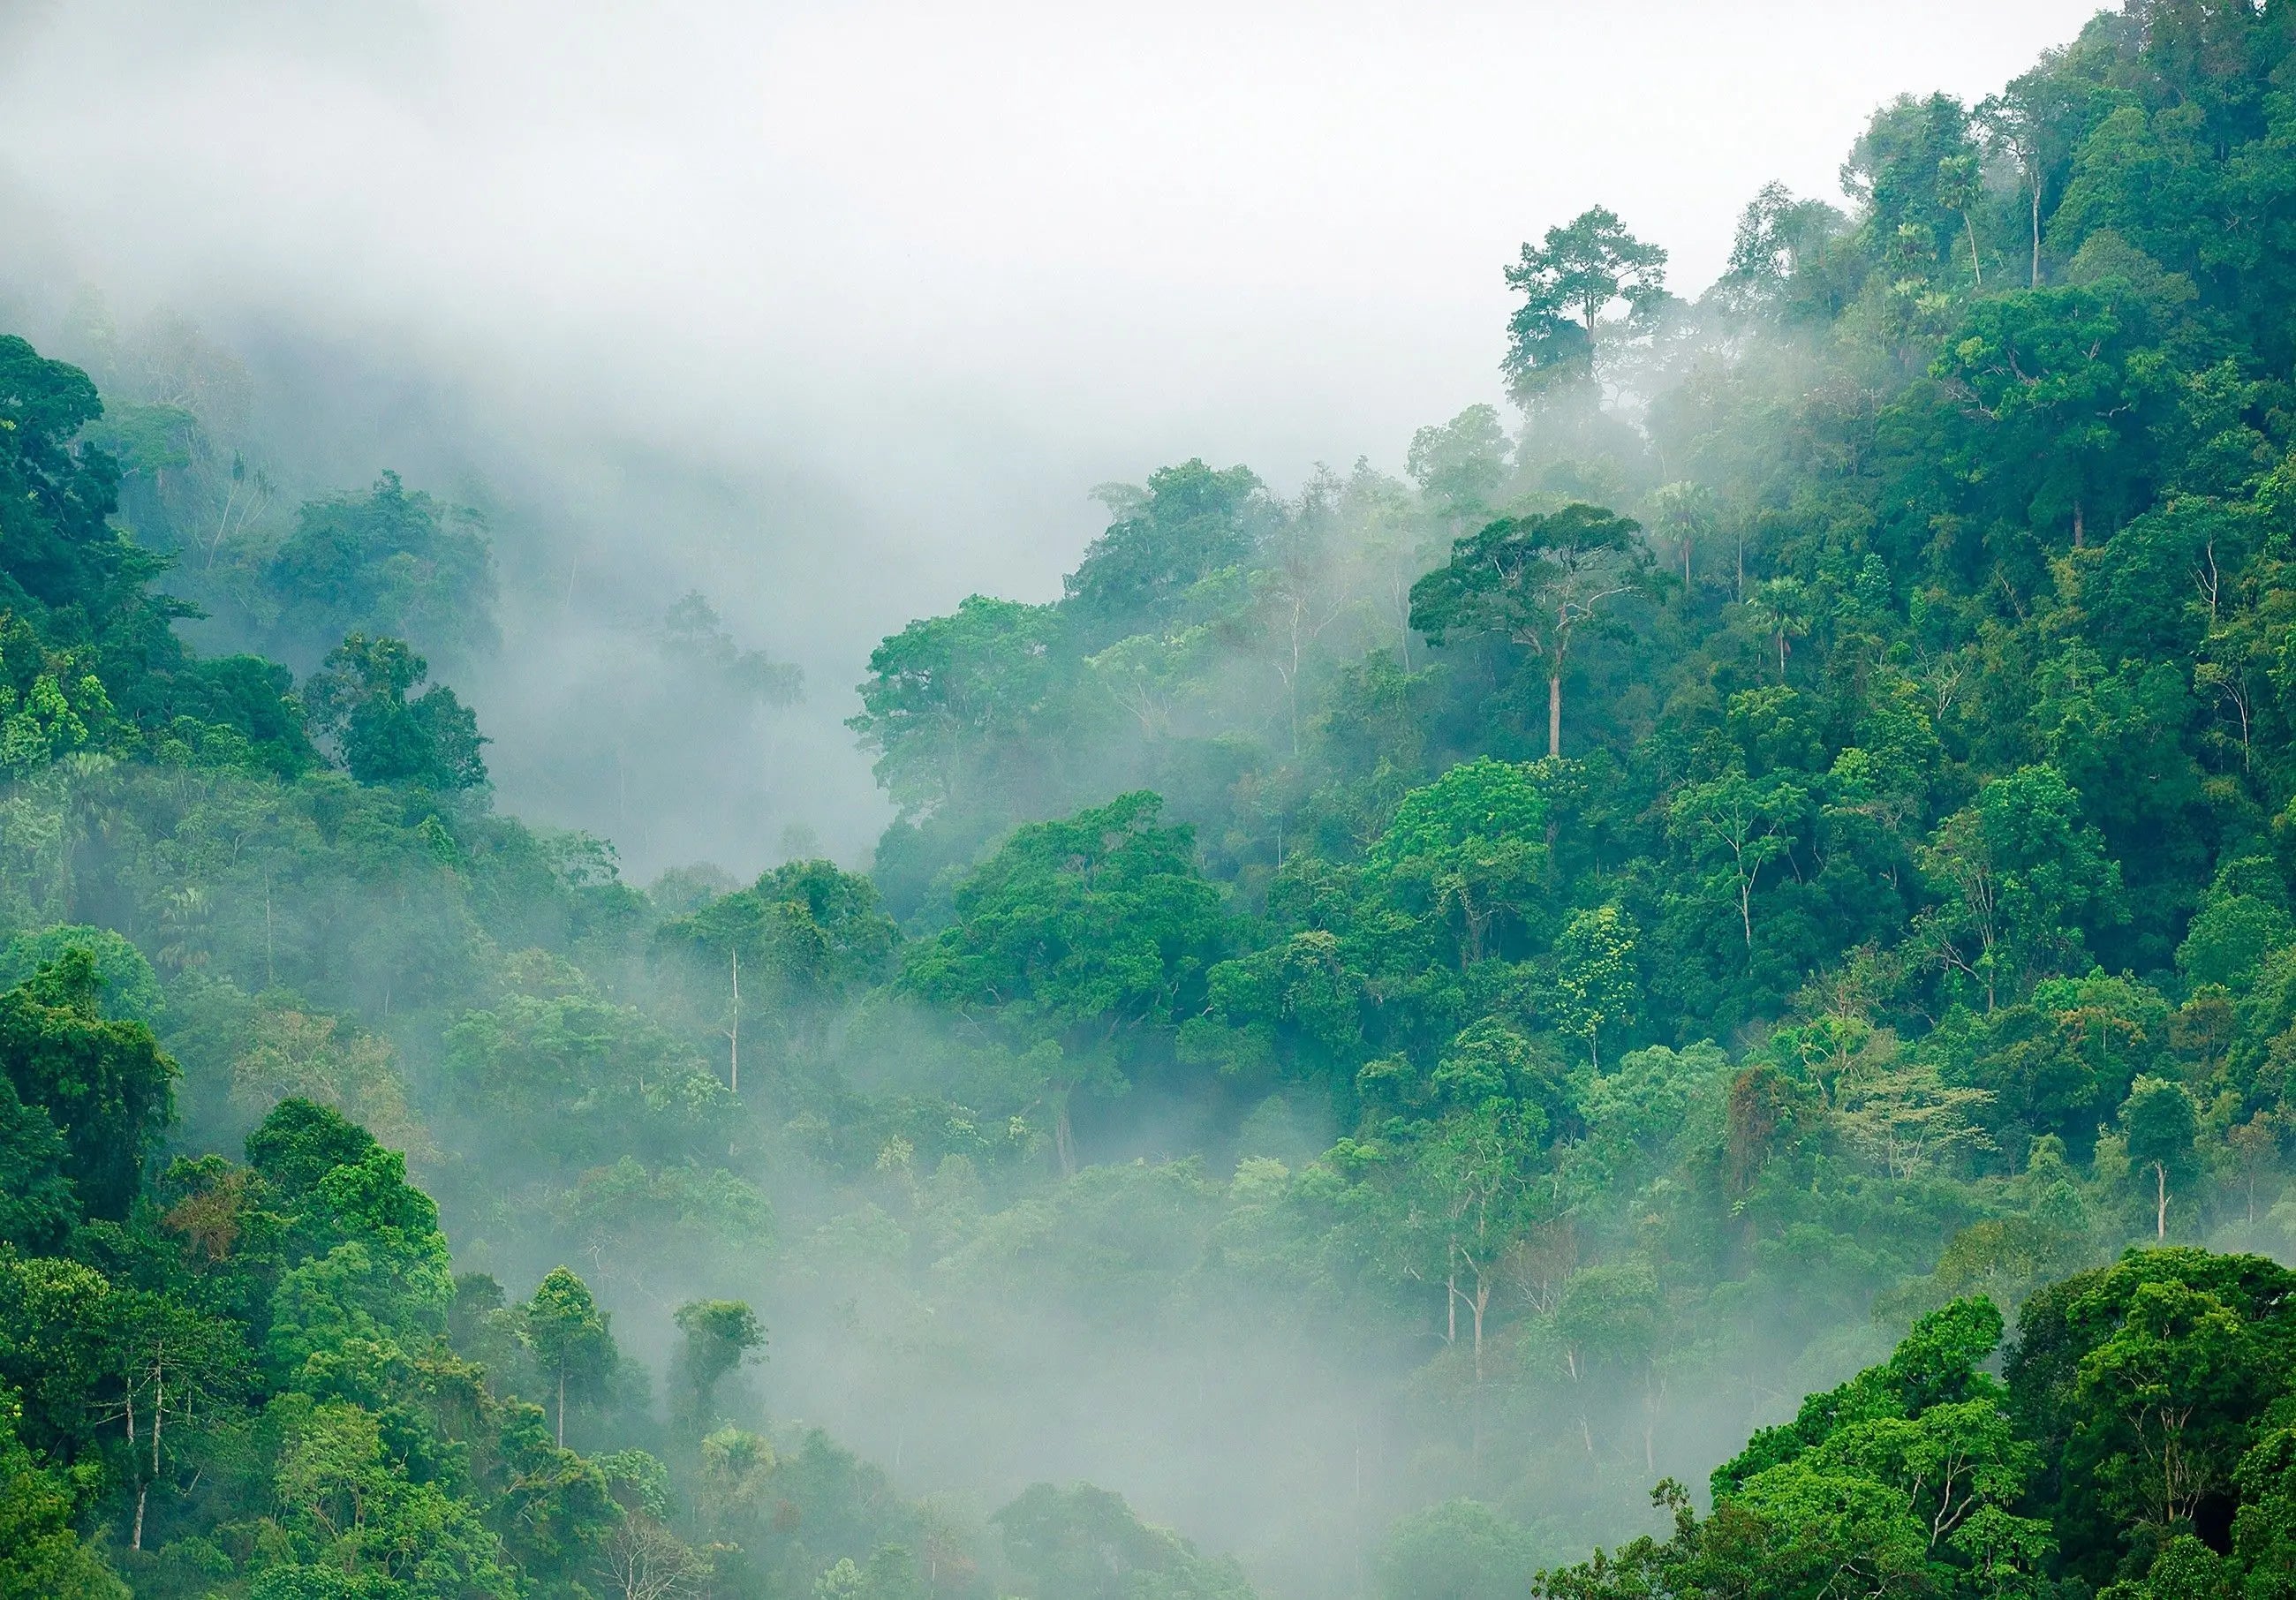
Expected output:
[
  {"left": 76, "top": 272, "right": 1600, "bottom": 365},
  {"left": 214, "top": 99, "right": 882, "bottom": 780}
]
[
  {"left": 523, "top": 1266, "right": 617, "bottom": 1446},
  {"left": 1500, "top": 207, "right": 1667, "bottom": 405},
  {"left": 1409, "top": 503, "right": 1656, "bottom": 758},
  {"left": 670, "top": 1299, "right": 765, "bottom": 1431}
]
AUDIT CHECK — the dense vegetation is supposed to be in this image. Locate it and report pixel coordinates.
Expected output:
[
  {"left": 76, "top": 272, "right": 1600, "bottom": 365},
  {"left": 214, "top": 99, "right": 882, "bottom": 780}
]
[{"left": 18, "top": 2, "right": 2296, "bottom": 1596}]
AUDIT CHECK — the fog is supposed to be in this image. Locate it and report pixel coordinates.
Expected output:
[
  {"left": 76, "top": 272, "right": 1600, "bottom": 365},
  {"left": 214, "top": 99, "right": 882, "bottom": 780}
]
[
  {"left": 0, "top": 5, "right": 2169, "bottom": 1596},
  {"left": 2, "top": 0, "right": 2098, "bottom": 875}
]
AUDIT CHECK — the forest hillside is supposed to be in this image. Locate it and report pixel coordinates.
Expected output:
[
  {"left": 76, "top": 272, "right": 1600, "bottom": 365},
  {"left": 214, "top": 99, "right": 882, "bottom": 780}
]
[{"left": 10, "top": 3, "right": 2296, "bottom": 1598}]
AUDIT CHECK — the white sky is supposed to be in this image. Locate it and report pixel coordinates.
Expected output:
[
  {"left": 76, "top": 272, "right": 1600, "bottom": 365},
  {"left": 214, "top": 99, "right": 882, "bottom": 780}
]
[
  {"left": 0, "top": 0, "right": 2109, "bottom": 857},
  {"left": 4, "top": 2, "right": 2106, "bottom": 500}
]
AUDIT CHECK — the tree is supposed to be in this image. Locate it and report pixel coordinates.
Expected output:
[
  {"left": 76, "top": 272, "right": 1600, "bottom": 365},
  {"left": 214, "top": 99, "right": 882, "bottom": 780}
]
[
  {"left": 1409, "top": 504, "right": 1656, "bottom": 758},
  {"left": 1366, "top": 758, "right": 1551, "bottom": 967},
  {"left": 444, "top": 979, "right": 725, "bottom": 1172},
  {"left": 1976, "top": 72, "right": 2070, "bottom": 289},
  {"left": 1501, "top": 208, "right": 1668, "bottom": 404},
  {"left": 1668, "top": 769, "right": 1808, "bottom": 953},
  {"left": 1392, "top": 1098, "right": 1548, "bottom": 1384},
  {"left": 902, "top": 792, "right": 1230, "bottom": 1172},
  {"left": 1834, "top": 1062, "right": 1998, "bottom": 1181},
  {"left": 263, "top": 470, "right": 496, "bottom": 667},
  {"left": 1550, "top": 904, "right": 1639, "bottom": 1069},
  {"left": 0, "top": 948, "right": 176, "bottom": 1221},
  {"left": 993, "top": 1481, "right": 1253, "bottom": 1600},
  {"left": 523, "top": 1268, "right": 616, "bottom": 1447},
  {"left": 243, "top": 1096, "right": 377, "bottom": 1196},
  {"left": 597, "top": 1514, "right": 710, "bottom": 1600},
  {"left": 1408, "top": 405, "right": 1512, "bottom": 530},
  {"left": 0, "top": 336, "right": 126, "bottom": 614},
  {"left": 2122, "top": 1076, "right": 2199, "bottom": 1241},
  {"left": 658, "top": 592, "right": 802, "bottom": 709},
  {"left": 299, "top": 633, "right": 487, "bottom": 789},
  {"left": 1915, "top": 766, "right": 2121, "bottom": 1011},
  {"left": 846, "top": 596, "right": 1066, "bottom": 819},
  {"left": 94, "top": 1290, "right": 247, "bottom": 1550},
  {"left": 0, "top": 1075, "right": 75, "bottom": 1253},
  {"left": 1742, "top": 577, "right": 1812, "bottom": 681},
  {"left": 1935, "top": 153, "right": 1985, "bottom": 287},
  {"left": 1647, "top": 481, "right": 1714, "bottom": 592},
  {"left": 670, "top": 1300, "right": 764, "bottom": 1430},
  {"left": 1841, "top": 93, "right": 1983, "bottom": 275},
  {"left": 1540, "top": 1300, "right": 2051, "bottom": 1599},
  {"left": 1715, "top": 182, "right": 1846, "bottom": 316},
  {"left": 655, "top": 860, "right": 900, "bottom": 1091},
  {"left": 0, "top": 1391, "right": 124, "bottom": 1600},
  {"left": 2073, "top": 1277, "right": 2256, "bottom": 1532},
  {"left": 1931, "top": 286, "right": 2179, "bottom": 547},
  {"left": 1063, "top": 459, "right": 1269, "bottom": 641},
  {"left": 1375, "top": 1498, "right": 1542, "bottom": 1600},
  {"left": 230, "top": 1004, "right": 428, "bottom": 1165},
  {"left": 1556, "top": 1261, "right": 1664, "bottom": 1460}
]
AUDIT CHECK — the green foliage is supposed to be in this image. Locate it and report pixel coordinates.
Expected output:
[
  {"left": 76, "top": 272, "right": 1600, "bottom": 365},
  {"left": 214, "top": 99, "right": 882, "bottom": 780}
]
[
  {"left": 1501, "top": 208, "right": 1669, "bottom": 404},
  {"left": 299, "top": 634, "right": 487, "bottom": 790},
  {"left": 1408, "top": 407, "right": 1512, "bottom": 524},
  {"left": 0, "top": 948, "right": 176, "bottom": 1220},
  {"left": 1366, "top": 757, "right": 1550, "bottom": 967},
  {"left": 670, "top": 1298, "right": 765, "bottom": 1430},
  {"left": 993, "top": 1482, "right": 1256, "bottom": 1600},
  {"left": 444, "top": 970, "right": 727, "bottom": 1169},
  {"left": 0, "top": 1392, "right": 125, "bottom": 1599},
  {"left": 1377, "top": 1498, "right": 1544, "bottom": 1600},
  {"left": 261, "top": 470, "right": 496, "bottom": 668},
  {"left": 521, "top": 1266, "right": 616, "bottom": 1445},
  {"left": 904, "top": 791, "right": 1229, "bottom": 1043},
  {"left": 1914, "top": 766, "right": 2124, "bottom": 1012},
  {"left": 0, "top": 335, "right": 315, "bottom": 775},
  {"left": 1064, "top": 460, "right": 1271, "bottom": 642},
  {"left": 848, "top": 595, "right": 1068, "bottom": 821},
  {"left": 1408, "top": 504, "right": 1656, "bottom": 757},
  {"left": 0, "top": 925, "right": 160, "bottom": 1022},
  {"left": 28, "top": 6, "right": 2296, "bottom": 1595}
]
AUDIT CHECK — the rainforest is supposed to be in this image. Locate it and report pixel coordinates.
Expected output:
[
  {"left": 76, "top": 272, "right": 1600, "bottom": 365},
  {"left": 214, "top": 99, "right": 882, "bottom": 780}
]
[{"left": 12, "top": 3, "right": 2296, "bottom": 1598}]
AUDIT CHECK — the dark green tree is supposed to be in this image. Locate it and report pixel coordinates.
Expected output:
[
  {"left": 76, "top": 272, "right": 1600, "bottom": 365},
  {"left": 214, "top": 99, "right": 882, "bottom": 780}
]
[
  {"left": 522, "top": 1266, "right": 616, "bottom": 1446},
  {"left": 299, "top": 632, "right": 487, "bottom": 789},
  {"left": 1409, "top": 505, "right": 1655, "bottom": 758},
  {"left": 0, "top": 950, "right": 176, "bottom": 1221},
  {"left": 1063, "top": 460, "right": 1269, "bottom": 640},
  {"left": 670, "top": 1299, "right": 765, "bottom": 1430},
  {"left": 1501, "top": 208, "right": 1668, "bottom": 404},
  {"left": 263, "top": 470, "right": 496, "bottom": 666}
]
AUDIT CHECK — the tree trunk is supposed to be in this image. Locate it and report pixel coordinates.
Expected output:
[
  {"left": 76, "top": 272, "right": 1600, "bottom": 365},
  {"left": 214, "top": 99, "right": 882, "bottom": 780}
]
[
  {"left": 1470, "top": 1278, "right": 1487, "bottom": 1384},
  {"left": 2073, "top": 499, "right": 2085, "bottom": 549},
  {"left": 2030, "top": 185, "right": 2042, "bottom": 288},
  {"left": 558, "top": 1368, "right": 567, "bottom": 1447},
  {"left": 2156, "top": 1160, "right": 2168, "bottom": 1240},
  {"left": 1963, "top": 211, "right": 1983, "bottom": 287},
  {"left": 727, "top": 949, "right": 741, "bottom": 1094},
  {"left": 132, "top": 1481, "right": 147, "bottom": 1551},
  {"left": 1054, "top": 1096, "right": 1076, "bottom": 1179},
  {"left": 1547, "top": 673, "right": 1562, "bottom": 759}
]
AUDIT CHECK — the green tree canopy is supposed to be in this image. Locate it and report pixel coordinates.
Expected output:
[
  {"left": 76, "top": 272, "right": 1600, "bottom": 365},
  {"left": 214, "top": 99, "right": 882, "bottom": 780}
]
[
  {"left": 299, "top": 633, "right": 487, "bottom": 789},
  {"left": 0, "top": 949, "right": 175, "bottom": 1221}
]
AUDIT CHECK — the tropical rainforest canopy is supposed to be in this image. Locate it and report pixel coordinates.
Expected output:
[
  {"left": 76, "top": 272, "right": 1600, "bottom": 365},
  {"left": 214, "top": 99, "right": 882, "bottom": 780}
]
[{"left": 15, "top": 4, "right": 2296, "bottom": 1597}]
